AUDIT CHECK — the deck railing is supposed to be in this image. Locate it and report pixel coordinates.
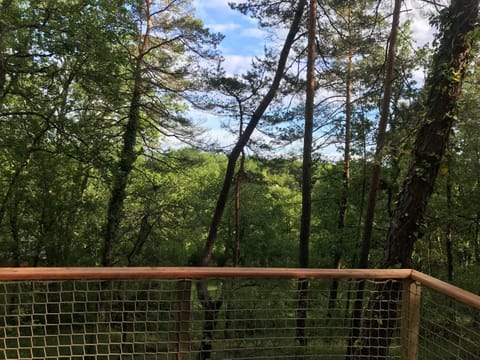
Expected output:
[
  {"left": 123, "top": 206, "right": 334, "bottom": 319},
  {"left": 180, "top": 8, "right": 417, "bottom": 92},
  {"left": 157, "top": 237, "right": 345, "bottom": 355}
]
[{"left": 0, "top": 268, "right": 478, "bottom": 359}]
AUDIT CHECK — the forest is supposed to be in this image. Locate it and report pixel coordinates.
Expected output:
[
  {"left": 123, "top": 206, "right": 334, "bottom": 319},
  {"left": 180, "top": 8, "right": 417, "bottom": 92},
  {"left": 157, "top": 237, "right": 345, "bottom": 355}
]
[{"left": 0, "top": 0, "right": 479, "bottom": 294}]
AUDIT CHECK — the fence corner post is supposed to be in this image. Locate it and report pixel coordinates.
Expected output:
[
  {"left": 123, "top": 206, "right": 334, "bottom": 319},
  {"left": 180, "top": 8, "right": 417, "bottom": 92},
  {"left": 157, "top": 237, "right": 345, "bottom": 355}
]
[
  {"left": 400, "top": 279, "right": 421, "bottom": 360},
  {"left": 176, "top": 279, "right": 192, "bottom": 360}
]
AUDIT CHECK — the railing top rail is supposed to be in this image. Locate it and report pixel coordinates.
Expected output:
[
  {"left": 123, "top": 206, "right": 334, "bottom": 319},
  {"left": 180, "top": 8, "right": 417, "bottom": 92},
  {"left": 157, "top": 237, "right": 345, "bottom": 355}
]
[
  {"left": 0, "top": 267, "right": 412, "bottom": 281},
  {"left": 410, "top": 270, "right": 480, "bottom": 309},
  {"left": 1, "top": 267, "right": 478, "bottom": 309}
]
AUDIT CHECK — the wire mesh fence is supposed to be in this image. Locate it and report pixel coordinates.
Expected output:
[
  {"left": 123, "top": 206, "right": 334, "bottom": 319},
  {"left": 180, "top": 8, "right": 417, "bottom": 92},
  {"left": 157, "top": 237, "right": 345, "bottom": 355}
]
[
  {"left": 418, "top": 283, "right": 480, "bottom": 360},
  {"left": 0, "top": 268, "right": 478, "bottom": 360},
  {"left": 0, "top": 275, "right": 404, "bottom": 360}
]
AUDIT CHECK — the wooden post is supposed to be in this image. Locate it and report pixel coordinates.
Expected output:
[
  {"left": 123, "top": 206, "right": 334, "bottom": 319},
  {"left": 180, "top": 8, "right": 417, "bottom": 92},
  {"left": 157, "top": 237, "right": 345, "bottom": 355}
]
[
  {"left": 176, "top": 279, "right": 191, "bottom": 360},
  {"left": 400, "top": 279, "right": 421, "bottom": 360}
]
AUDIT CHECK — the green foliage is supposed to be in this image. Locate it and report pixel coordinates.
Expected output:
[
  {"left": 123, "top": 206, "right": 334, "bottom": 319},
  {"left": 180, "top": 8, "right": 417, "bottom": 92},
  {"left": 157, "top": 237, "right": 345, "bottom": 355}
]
[{"left": 0, "top": 0, "right": 478, "bottom": 296}]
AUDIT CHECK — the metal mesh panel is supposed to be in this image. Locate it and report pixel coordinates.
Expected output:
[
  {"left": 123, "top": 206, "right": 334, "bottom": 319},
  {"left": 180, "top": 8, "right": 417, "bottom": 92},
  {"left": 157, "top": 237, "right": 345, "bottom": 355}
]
[
  {"left": 0, "top": 280, "right": 179, "bottom": 359},
  {"left": 0, "top": 277, "right": 404, "bottom": 359},
  {"left": 418, "top": 284, "right": 480, "bottom": 360}
]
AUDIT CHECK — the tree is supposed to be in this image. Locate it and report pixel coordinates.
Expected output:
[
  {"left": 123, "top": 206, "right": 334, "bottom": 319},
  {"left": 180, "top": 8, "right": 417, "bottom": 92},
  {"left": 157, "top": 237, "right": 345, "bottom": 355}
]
[
  {"left": 353, "top": 0, "right": 479, "bottom": 357},
  {"left": 383, "top": 0, "right": 479, "bottom": 268},
  {"left": 198, "top": 0, "right": 308, "bottom": 267},
  {"left": 0, "top": 0, "right": 125, "bottom": 265},
  {"left": 296, "top": 0, "right": 317, "bottom": 349},
  {"left": 346, "top": 0, "right": 402, "bottom": 355},
  {"left": 203, "top": 74, "right": 264, "bottom": 266},
  {"left": 102, "top": 0, "right": 220, "bottom": 266},
  {"left": 191, "top": 3, "right": 307, "bottom": 358},
  {"left": 320, "top": 0, "right": 389, "bottom": 315}
]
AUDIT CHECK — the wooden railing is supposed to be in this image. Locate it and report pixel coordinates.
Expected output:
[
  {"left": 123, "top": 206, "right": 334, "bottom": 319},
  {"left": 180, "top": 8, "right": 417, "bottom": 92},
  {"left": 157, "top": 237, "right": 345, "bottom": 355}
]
[{"left": 0, "top": 267, "right": 478, "bottom": 360}]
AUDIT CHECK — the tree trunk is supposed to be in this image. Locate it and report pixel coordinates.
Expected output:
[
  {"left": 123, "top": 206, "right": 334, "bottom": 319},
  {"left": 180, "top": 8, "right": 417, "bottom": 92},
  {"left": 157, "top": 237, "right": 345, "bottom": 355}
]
[
  {"left": 353, "top": 1, "right": 479, "bottom": 358},
  {"left": 233, "top": 153, "right": 244, "bottom": 267},
  {"left": 8, "top": 193, "right": 21, "bottom": 266},
  {"left": 445, "top": 153, "right": 454, "bottom": 281},
  {"left": 358, "top": 0, "right": 402, "bottom": 270},
  {"left": 0, "top": 0, "right": 14, "bottom": 103},
  {"left": 102, "top": 62, "right": 142, "bottom": 267},
  {"left": 382, "top": 0, "right": 478, "bottom": 269},
  {"left": 198, "top": 0, "right": 307, "bottom": 266},
  {"left": 193, "top": 4, "right": 307, "bottom": 359},
  {"left": 234, "top": 96, "right": 246, "bottom": 267},
  {"left": 102, "top": 0, "right": 152, "bottom": 267},
  {"left": 347, "top": 0, "right": 402, "bottom": 356},
  {"left": 475, "top": 212, "right": 480, "bottom": 264},
  {"left": 296, "top": 0, "right": 316, "bottom": 350},
  {"left": 127, "top": 214, "right": 154, "bottom": 266},
  {"left": 328, "top": 8, "right": 353, "bottom": 316}
]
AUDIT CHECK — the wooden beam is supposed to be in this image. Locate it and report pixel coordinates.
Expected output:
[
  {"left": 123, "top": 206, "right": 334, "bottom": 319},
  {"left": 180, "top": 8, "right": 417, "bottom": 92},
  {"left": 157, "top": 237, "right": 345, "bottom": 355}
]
[
  {"left": 400, "top": 279, "right": 421, "bottom": 360},
  {"left": 411, "top": 270, "right": 480, "bottom": 309},
  {"left": 0, "top": 267, "right": 413, "bottom": 281}
]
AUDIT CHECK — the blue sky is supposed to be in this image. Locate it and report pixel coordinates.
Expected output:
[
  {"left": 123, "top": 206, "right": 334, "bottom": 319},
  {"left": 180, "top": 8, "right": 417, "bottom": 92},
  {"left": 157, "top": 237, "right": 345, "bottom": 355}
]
[
  {"left": 190, "top": 0, "right": 274, "bottom": 150},
  {"left": 192, "top": 0, "right": 435, "bottom": 77},
  {"left": 192, "top": 0, "right": 270, "bottom": 76},
  {"left": 189, "top": 0, "right": 437, "bottom": 153}
]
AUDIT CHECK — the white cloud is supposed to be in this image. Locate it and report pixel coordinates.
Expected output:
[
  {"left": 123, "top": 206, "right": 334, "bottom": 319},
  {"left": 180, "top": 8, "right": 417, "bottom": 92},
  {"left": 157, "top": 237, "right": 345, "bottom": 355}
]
[
  {"left": 200, "top": 127, "right": 237, "bottom": 148},
  {"left": 206, "top": 22, "right": 241, "bottom": 33},
  {"left": 192, "top": 0, "right": 231, "bottom": 11},
  {"left": 412, "top": 68, "right": 427, "bottom": 86},
  {"left": 222, "top": 54, "right": 255, "bottom": 76},
  {"left": 241, "top": 27, "right": 269, "bottom": 39},
  {"left": 407, "top": 12, "right": 434, "bottom": 48},
  {"left": 403, "top": 0, "right": 439, "bottom": 48}
]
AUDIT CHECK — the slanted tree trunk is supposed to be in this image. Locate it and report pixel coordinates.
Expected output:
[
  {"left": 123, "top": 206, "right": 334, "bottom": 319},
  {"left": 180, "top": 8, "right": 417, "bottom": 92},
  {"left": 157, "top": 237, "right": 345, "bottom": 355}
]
[
  {"left": 347, "top": 0, "right": 402, "bottom": 356},
  {"left": 127, "top": 214, "right": 154, "bottom": 266},
  {"left": 382, "top": 0, "right": 478, "bottom": 269},
  {"left": 198, "top": 0, "right": 307, "bottom": 266},
  {"left": 353, "top": 1, "right": 479, "bottom": 358},
  {"left": 194, "top": 3, "right": 307, "bottom": 359},
  {"left": 358, "top": 0, "right": 402, "bottom": 270},
  {"left": 296, "top": 0, "right": 317, "bottom": 350}
]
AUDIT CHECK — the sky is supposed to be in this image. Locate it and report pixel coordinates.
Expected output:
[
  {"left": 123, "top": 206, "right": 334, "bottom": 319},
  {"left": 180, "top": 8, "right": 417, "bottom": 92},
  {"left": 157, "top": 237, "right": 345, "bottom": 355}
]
[
  {"left": 192, "top": 0, "right": 270, "bottom": 76},
  {"left": 192, "top": 0, "right": 438, "bottom": 75},
  {"left": 189, "top": 0, "right": 440, "bottom": 154}
]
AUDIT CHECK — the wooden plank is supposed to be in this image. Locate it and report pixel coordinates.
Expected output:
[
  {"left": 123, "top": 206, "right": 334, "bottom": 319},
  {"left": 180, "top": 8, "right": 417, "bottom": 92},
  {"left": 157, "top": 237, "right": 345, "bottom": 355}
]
[
  {"left": 400, "top": 279, "right": 421, "bottom": 360},
  {"left": 411, "top": 270, "right": 480, "bottom": 309},
  {"left": 0, "top": 267, "right": 413, "bottom": 281},
  {"left": 176, "top": 279, "right": 191, "bottom": 360}
]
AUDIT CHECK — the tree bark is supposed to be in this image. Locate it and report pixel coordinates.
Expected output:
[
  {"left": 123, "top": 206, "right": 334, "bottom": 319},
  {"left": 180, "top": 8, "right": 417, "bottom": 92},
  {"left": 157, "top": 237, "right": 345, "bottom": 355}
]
[
  {"left": 102, "top": 62, "right": 143, "bottom": 267},
  {"left": 328, "top": 7, "right": 353, "bottom": 316},
  {"left": 359, "top": 0, "right": 402, "bottom": 270},
  {"left": 347, "top": 0, "right": 402, "bottom": 356},
  {"left": 233, "top": 154, "right": 244, "bottom": 267},
  {"left": 233, "top": 94, "right": 246, "bottom": 267},
  {"left": 102, "top": 0, "right": 152, "bottom": 267},
  {"left": 445, "top": 153, "right": 454, "bottom": 281},
  {"left": 296, "top": 0, "right": 316, "bottom": 349},
  {"left": 382, "top": 0, "right": 479, "bottom": 269},
  {"left": 353, "top": 1, "right": 479, "bottom": 358}
]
